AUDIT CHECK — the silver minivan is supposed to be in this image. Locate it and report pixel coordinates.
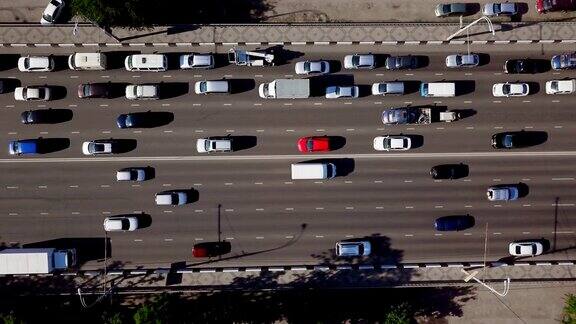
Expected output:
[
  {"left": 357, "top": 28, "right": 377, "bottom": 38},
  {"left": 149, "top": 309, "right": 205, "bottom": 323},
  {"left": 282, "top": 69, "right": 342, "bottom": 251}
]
[{"left": 194, "top": 80, "right": 230, "bottom": 94}]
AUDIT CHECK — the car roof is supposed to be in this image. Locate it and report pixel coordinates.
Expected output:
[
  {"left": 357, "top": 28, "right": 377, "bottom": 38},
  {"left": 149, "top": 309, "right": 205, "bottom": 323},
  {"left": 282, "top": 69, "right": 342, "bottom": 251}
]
[
  {"left": 192, "top": 54, "right": 212, "bottom": 66},
  {"left": 104, "top": 218, "right": 124, "bottom": 230}
]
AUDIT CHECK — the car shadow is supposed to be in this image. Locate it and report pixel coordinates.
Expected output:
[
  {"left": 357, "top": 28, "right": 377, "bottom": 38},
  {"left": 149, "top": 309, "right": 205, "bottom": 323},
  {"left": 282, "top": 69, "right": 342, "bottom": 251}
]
[
  {"left": 414, "top": 55, "right": 429, "bottom": 69},
  {"left": 464, "top": 3, "right": 481, "bottom": 15},
  {"left": 451, "top": 108, "right": 477, "bottom": 120},
  {"left": 29, "top": 108, "right": 73, "bottom": 124},
  {"left": 185, "top": 188, "right": 200, "bottom": 203},
  {"left": 229, "top": 78, "right": 256, "bottom": 94},
  {"left": 451, "top": 80, "right": 475, "bottom": 96},
  {"left": 110, "top": 138, "right": 138, "bottom": 154},
  {"left": 105, "top": 51, "right": 140, "bottom": 70},
  {"left": 49, "top": 85, "right": 67, "bottom": 100},
  {"left": 477, "top": 53, "right": 491, "bottom": 66},
  {"left": 0, "top": 78, "right": 21, "bottom": 93},
  {"left": 0, "top": 54, "right": 20, "bottom": 71},
  {"left": 526, "top": 81, "right": 540, "bottom": 95},
  {"left": 51, "top": 55, "right": 69, "bottom": 72},
  {"left": 108, "top": 82, "right": 130, "bottom": 99},
  {"left": 531, "top": 59, "right": 551, "bottom": 73},
  {"left": 302, "top": 158, "right": 355, "bottom": 177},
  {"left": 213, "top": 53, "right": 230, "bottom": 68},
  {"left": 372, "top": 53, "right": 389, "bottom": 68},
  {"left": 327, "top": 59, "right": 342, "bottom": 73},
  {"left": 405, "top": 134, "right": 424, "bottom": 149},
  {"left": 230, "top": 135, "right": 257, "bottom": 151},
  {"left": 329, "top": 136, "right": 346, "bottom": 151},
  {"left": 511, "top": 3, "right": 530, "bottom": 22},
  {"left": 130, "top": 111, "right": 175, "bottom": 128},
  {"left": 163, "top": 52, "right": 189, "bottom": 70},
  {"left": 143, "top": 166, "right": 156, "bottom": 180},
  {"left": 159, "top": 82, "right": 189, "bottom": 98},
  {"left": 38, "top": 137, "right": 70, "bottom": 154},
  {"left": 356, "top": 84, "right": 372, "bottom": 98},
  {"left": 517, "top": 182, "right": 530, "bottom": 198},
  {"left": 403, "top": 80, "right": 422, "bottom": 95},
  {"left": 134, "top": 212, "right": 153, "bottom": 229},
  {"left": 436, "top": 215, "right": 475, "bottom": 231},
  {"left": 517, "top": 130, "right": 548, "bottom": 147}
]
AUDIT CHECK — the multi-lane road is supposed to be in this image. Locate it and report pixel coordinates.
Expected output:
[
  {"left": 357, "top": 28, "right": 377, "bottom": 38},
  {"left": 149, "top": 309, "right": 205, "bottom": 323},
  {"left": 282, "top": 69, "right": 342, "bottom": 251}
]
[{"left": 0, "top": 44, "right": 575, "bottom": 269}]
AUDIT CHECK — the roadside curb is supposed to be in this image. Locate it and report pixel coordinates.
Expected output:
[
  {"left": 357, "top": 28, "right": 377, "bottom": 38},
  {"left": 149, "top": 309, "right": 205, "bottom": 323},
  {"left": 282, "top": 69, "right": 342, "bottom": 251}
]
[
  {"left": 10, "top": 260, "right": 574, "bottom": 278},
  {"left": 0, "top": 39, "right": 574, "bottom": 47}
]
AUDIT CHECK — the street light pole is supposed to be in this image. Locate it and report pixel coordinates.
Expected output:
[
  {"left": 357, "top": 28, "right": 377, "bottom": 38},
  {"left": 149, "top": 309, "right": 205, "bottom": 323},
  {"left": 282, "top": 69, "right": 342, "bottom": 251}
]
[
  {"left": 462, "top": 268, "right": 510, "bottom": 297},
  {"left": 447, "top": 16, "right": 495, "bottom": 41}
]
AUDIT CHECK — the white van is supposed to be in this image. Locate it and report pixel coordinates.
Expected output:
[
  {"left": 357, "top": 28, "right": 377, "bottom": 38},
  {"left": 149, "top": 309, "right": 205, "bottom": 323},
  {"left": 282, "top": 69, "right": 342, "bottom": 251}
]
[
  {"left": 68, "top": 52, "right": 107, "bottom": 70},
  {"left": 125, "top": 54, "right": 168, "bottom": 72},
  {"left": 291, "top": 163, "right": 336, "bottom": 180},
  {"left": 420, "top": 82, "right": 456, "bottom": 97}
]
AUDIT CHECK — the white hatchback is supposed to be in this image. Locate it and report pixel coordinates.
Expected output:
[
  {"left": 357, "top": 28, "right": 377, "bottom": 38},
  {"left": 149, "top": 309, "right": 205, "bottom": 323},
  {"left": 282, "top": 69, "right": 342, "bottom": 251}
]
[
  {"left": 545, "top": 79, "right": 576, "bottom": 95},
  {"left": 18, "top": 55, "right": 55, "bottom": 72},
  {"left": 14, "top": 86, "right": 51, "bottom": 101},
  {"left": 103, "top": 215, "right": 139, "bottom": 232},
  {"left": 179, "top": 53, "right": 215, "bottom": 69},
  {"left": 294, "top": 60, "right": 330, "bottom": 75},
  {"left": 125, "top": 84, "right": 160, "bottom": 100}
]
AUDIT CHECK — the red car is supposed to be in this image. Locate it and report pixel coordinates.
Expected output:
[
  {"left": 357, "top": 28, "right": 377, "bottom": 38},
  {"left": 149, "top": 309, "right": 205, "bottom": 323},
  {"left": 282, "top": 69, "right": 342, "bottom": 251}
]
[
  {"left": 536, "top": 0, "right": 576, "bottom": 13},
  {"left": 192, "top": 241, "right": 231, "bottom": 258},
  {"left": 297, "top": 136, "right": 331, "bottom": 152}
]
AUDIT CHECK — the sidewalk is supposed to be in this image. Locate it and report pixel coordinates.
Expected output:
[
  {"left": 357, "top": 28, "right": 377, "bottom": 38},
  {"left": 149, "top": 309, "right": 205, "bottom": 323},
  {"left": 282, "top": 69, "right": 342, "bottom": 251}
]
[{"left": 2, "top": 22, "right": 576, "bottom": 46}]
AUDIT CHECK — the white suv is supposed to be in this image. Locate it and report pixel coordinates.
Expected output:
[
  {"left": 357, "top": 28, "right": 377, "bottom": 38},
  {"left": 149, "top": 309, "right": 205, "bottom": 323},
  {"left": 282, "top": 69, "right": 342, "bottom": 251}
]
[
  {"left": 125, "top": 84, "right": 160, "bottom": 100},
  {"left": 196, "top": 138, "right": 233, "bottom": 153}
]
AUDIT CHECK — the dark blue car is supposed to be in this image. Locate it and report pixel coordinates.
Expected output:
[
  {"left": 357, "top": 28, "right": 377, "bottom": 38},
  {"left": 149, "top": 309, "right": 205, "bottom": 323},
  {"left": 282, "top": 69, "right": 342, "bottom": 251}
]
[
  {"left": 8, "top": 139, "right": 40, "bottom": 155},
  {"left": 434, "top": 215, "right": 475, "bottom": 231}
]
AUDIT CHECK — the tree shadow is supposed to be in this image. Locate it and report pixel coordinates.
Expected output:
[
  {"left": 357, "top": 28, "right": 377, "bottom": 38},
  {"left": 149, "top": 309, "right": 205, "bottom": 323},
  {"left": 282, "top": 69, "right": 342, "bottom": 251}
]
[{"left": 159, "top": 82, "right": 189, "bottom": 98}]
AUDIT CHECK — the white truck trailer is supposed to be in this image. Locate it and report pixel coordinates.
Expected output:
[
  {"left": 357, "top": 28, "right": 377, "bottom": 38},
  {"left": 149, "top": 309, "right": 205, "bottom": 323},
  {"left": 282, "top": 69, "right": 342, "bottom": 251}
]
[
  {"left": 258, "top": 79, "right": 310, "bottom": 99},
  {"left": 0, "top": 248, "right": 77, "bottom": 275}
]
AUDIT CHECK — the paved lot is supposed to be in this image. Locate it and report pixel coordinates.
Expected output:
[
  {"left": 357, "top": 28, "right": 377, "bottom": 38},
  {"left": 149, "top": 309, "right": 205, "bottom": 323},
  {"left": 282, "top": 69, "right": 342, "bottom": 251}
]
[{"left": 0, "top": 44, "right": 575, "bottom": 269}]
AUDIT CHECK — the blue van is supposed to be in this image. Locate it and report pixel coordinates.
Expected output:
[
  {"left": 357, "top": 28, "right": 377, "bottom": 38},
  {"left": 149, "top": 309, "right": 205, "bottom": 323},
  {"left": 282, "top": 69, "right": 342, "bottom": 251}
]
[{"left": 8, "top": 139, "right": 40, "bottom": 155}]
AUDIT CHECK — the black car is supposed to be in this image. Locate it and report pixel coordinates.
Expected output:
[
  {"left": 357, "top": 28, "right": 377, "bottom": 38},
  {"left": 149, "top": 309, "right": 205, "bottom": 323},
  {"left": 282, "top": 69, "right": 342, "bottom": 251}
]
[
  {"left": 116, "top": 112, "right": 151, "bottom": 129},
  {"left": 21, "top": 109, "right": 52, "bottom": 124},
  {"left": 430, "top": 163, "right": 468, "bottom": 179},
  {"left": 504, "top": 59, "right": 536, "bottom": 74},
  {"left": 78, "top": 83, "right": 111, "bottom": 98},
  {"left": 385, "top": 55, "right": 419, "bottom": 70},
  {"left": 434, "top": 215, "right": 475, "bottom": 231}
]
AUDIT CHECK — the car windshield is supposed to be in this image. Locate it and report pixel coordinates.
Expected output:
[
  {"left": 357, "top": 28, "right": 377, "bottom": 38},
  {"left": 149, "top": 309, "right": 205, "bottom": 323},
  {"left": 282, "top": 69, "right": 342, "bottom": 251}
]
[
  {"left": 542, "top": 0, "right": 552, "bottom": 10},
  {"left": 304, "top": 62, "right": 311, "bottom": 71},
  {"left": 383, "top": 138, "right": 391, "bottom": 149},
  {"left": 352, "top": 56, "right": 360, "bottom": 66},
  {"left": 379, "top": 84, "right": 387, "bottom": 92},
  {"left": 200, "top": 82, "right": 207, "bottom": 92},
  {"left": 455, "top": 56, "right": 462, "bottom": 65},
  {"left": 515, "top": 246, "right": 522, "bottom": 254},
  {"left": 171, "top": 193, "right": 179, "bottom": 204},
  {"left": 94, "top": 143, "right": 105, "bottom": 152},
  {"left": 306, "top": 139, "right": 314, "bottom": 151},
  {"left": 82, "top": 86, "right": 91, "bottom": 97},
  {"left": 504, "top": 135, "right": 514, "bottom": 147},
  {"left": 502, "top": 84, "right": 511, "bottom": 94},
  {"left": 121, "top": 219, "right": 130, "bottom": 230}
]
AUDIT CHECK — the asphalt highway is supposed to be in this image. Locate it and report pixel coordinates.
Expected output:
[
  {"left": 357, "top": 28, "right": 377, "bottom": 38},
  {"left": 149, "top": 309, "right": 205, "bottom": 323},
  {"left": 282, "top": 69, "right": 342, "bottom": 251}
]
[{"left": 0, "top": 44, "right": 575, "bottom": 269}]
